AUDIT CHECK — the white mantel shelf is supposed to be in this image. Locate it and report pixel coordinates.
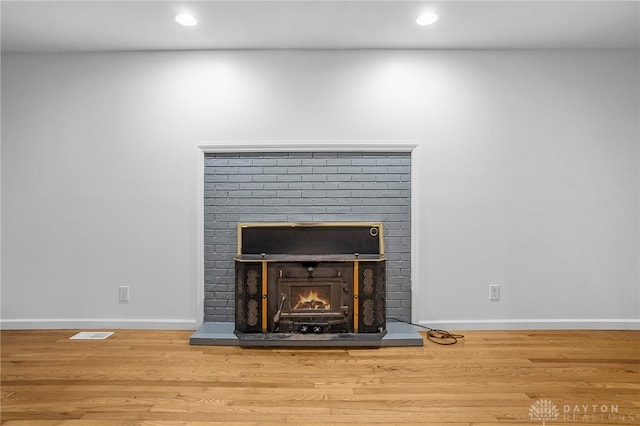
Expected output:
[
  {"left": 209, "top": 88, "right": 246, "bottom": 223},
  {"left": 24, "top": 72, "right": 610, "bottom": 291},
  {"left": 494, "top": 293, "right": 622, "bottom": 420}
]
[{"left": 198, "top": 142, "right": 417, "bottom": 153}]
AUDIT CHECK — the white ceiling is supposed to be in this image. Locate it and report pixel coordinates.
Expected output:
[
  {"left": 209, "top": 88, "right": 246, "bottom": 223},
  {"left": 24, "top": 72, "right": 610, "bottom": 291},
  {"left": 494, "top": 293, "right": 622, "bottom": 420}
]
[{"left": 1, "top": 0, "right": 639, "bottom": 52}]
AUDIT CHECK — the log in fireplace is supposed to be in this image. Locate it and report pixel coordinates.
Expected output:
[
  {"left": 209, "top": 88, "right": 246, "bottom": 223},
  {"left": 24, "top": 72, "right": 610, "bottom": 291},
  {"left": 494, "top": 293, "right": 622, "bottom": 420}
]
[{"left": 234, "top": 222, "right": 386, "bottom": 346}]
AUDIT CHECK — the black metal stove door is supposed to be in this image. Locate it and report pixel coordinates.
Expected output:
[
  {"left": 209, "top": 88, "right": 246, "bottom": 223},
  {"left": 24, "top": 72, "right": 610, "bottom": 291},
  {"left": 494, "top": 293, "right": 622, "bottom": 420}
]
[
  {"left": 235, "top": 261, "right": 263, "bottom": 333},
  {"left": 357, "top": 261, "right": 386, "bottom": 333}
]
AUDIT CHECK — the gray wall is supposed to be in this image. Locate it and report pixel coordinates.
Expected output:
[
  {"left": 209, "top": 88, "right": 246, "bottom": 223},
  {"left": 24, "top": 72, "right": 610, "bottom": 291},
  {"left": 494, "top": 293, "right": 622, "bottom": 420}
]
[
  {"left": 2, "top": 50, "right": 638, "bottom": 330},
  {"left": 204, "top": 152, "right": 411, "bottom": 322}
]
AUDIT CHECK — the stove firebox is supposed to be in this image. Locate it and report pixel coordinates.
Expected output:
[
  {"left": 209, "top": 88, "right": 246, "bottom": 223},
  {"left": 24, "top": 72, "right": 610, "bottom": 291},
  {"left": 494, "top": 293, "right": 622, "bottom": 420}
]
[
  {"left": 234, "top": 223, "right": 386, "bottom": 345},
  {"left": 271, "top": 263, "right": 351, "bottom": 334}
]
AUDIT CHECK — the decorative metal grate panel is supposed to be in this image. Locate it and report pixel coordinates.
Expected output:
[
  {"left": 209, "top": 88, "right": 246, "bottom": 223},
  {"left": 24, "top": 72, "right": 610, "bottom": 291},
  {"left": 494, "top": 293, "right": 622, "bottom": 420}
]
[
  {"left": 358, "top": 262, "right": 386, "bottom": 333},
  {"left": 235, "top": 262, "right": 263, "bottom": 333}
]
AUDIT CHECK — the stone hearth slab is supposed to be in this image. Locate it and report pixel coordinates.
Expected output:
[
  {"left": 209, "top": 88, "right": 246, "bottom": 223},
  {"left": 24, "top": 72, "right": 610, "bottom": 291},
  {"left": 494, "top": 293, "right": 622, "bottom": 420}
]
[{"left": 190, "top": 321, "right": 424, "bottom": 347}]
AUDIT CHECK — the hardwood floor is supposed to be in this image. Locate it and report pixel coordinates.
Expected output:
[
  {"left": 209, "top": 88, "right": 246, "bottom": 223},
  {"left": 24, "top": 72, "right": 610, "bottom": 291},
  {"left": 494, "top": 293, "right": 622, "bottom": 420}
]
[{"left": 2, "top": 329, "right": 639, "bottom": 425}]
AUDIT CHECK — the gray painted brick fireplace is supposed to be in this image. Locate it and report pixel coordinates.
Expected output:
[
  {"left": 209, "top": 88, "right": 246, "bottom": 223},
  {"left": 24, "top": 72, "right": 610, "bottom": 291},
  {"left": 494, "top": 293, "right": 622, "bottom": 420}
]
[{"left": 203, "top": 151, "right": 411, "bottom": 323}]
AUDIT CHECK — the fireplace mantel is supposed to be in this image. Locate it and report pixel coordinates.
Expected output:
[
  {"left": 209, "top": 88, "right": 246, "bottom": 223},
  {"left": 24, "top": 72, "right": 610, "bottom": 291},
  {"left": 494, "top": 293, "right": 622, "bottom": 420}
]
[{"left": 198, "top": 141, "right": 416, "bottom": 153}]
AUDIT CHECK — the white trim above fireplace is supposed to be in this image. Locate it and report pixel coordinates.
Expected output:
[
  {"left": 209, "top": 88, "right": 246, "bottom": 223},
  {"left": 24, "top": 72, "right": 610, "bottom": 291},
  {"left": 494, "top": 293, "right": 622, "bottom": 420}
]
[{"left": 198, "top": 141, "right": 417, "bottom": 153}]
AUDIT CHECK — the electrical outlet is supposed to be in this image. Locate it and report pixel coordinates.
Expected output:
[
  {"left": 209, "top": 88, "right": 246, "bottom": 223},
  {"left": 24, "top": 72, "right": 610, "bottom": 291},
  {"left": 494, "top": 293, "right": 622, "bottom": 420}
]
[
  {"left": 489, "top": 284, "right": 500, "bottom": 301},
  {"left": 119, "top": 286, "right": 129, "bottom": 303}
]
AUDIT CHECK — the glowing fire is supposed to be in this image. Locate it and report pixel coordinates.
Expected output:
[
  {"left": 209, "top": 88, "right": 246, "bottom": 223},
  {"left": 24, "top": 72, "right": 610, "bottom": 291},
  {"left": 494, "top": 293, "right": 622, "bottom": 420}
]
[{"left": 293, "top": 289, "right": 331, "bottom": 310}]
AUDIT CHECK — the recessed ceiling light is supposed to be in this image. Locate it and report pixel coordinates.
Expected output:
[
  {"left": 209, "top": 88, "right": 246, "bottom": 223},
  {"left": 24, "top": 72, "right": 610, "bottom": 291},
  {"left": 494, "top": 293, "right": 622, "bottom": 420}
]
[
  {"left": 175, "top": 13, "right": 197, "bottom": 27},
  {"left": 416, "top": 13, "right": 438, "bottom": 26}
]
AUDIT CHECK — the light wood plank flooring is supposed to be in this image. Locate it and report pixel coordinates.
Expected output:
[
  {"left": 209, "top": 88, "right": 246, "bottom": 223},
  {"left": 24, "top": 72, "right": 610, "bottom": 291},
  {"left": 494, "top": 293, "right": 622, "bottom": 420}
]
[{"left": 2, "top": 329, "right": 639, "bottom": 425}]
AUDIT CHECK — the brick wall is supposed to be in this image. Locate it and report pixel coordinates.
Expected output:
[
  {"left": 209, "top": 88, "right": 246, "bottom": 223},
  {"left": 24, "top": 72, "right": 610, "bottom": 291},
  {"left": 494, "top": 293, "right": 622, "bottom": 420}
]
[{"left": 204, "top": 152, "right": 411, "bottom": 322}]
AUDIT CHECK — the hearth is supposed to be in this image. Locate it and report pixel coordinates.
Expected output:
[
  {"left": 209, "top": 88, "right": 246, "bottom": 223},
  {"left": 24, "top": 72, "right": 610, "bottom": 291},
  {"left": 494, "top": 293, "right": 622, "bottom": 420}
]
[{"left": 234, "top": 223, "right": 387, "bottom": 346}]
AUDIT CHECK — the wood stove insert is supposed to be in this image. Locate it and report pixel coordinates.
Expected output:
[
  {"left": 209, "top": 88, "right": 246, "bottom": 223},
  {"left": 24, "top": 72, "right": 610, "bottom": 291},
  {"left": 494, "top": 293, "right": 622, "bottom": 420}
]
[{"left": 234, "top": 222, "right": 387, "bottom": 346}]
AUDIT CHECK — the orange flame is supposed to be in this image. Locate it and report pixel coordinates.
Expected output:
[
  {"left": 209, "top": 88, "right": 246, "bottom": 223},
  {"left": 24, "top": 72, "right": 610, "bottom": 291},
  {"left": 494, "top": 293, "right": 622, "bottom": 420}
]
[{"left": 293, "top": 289, "right": 331, "bottom": 310}]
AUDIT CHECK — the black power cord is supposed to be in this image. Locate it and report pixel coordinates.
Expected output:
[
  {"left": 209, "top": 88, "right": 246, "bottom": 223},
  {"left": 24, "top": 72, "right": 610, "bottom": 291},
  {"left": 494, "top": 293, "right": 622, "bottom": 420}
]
[{"left": 388, "top": 317, "right": 464, "bottom": 345}]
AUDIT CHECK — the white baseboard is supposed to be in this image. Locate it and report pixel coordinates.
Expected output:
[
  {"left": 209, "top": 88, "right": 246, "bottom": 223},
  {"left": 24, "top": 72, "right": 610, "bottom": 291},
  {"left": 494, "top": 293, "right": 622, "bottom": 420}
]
[
  {"left": 418, "top": 319, "right": 640, "bottom": 331},
  {"left": 0, "top": 318, "right": 200, "bottom": 330},
  {"left": 4, "top": 318, "right": 638, "bottom": 331}
]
